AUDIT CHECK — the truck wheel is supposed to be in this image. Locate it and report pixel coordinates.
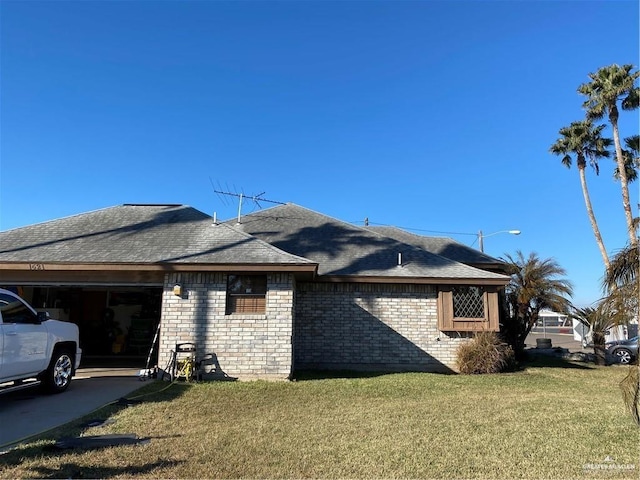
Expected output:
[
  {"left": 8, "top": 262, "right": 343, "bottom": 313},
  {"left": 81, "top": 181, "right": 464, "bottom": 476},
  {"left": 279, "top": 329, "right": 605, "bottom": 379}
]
[{"left": 42, "top": 349, "right": 74, "bottom": 393}]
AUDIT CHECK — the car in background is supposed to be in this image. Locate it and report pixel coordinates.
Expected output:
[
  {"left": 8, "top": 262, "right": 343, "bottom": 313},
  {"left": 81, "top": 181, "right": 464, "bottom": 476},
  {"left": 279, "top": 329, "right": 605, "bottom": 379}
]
[
  {"left": 606, "top": 336, "right": 639, "bottom": 365},
  {"left": 580, "top": 325, "right": 629, "bottom": 349}
]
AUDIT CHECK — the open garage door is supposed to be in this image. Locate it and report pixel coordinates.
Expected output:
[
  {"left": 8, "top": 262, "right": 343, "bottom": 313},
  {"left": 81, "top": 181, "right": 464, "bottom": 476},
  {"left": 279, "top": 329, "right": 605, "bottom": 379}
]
[{"left": 8, "top": 285, "right": 162, "bottom": 368}]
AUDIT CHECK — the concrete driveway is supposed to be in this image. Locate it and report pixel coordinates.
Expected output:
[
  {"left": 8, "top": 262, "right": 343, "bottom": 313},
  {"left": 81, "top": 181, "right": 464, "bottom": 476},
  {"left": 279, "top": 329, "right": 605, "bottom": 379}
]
[
  {"left": 526, "top": 331, "right": 589, "bottom": 352},
  {"left": 0, "top": 367, "right": 145, "bottom": 452}
]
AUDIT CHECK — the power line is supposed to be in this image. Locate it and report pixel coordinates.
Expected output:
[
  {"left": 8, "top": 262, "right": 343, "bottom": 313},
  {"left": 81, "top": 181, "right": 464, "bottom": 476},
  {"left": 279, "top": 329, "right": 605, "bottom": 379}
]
[{"left": 356, "top": 219, "right": 477, "bottom": 237}]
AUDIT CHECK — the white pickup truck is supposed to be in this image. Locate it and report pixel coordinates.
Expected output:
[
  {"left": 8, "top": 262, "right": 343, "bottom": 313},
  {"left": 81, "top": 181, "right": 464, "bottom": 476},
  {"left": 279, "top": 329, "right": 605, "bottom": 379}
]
[{"left": 0, "top": 288, "right": 82, "bottom": 394}]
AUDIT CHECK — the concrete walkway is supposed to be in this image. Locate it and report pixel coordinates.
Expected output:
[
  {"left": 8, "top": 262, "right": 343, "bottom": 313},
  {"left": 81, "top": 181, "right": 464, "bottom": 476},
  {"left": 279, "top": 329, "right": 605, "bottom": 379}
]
[{"left": 0, "top": 368, "right": 145, "bottom": 452}]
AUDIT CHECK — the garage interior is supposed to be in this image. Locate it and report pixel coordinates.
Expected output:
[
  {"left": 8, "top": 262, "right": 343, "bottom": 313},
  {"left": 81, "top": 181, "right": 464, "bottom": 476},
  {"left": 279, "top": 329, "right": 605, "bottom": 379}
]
[{"left": 11, "top": 285, "right": 162, "bottom": 368}]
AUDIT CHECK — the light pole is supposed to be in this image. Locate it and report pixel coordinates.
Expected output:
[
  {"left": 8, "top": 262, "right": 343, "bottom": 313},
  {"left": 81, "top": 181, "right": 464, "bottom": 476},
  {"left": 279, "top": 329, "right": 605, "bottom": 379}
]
[{"left": 477, "top": 229, "right": 521, "bottom": 253}]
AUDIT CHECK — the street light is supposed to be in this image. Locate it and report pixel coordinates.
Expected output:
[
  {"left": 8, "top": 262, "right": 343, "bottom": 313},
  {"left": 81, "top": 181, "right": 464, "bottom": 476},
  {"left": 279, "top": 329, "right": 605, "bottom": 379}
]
[{"left": 478, "top": 229, "right": 521, "bottom": 253}]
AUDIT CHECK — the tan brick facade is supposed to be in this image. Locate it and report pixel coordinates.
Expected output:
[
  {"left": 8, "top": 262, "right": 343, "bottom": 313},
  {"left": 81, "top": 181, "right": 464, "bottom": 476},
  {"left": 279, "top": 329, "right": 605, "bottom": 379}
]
[
  {"left": 294, "top": 282, "right": 471, "bottom": 373},
  {"left": 159, "top": 272, "right": 295, "bottom": 380},
  {"left": 158, "top": 274, "right": 471, "bottom": 379}
]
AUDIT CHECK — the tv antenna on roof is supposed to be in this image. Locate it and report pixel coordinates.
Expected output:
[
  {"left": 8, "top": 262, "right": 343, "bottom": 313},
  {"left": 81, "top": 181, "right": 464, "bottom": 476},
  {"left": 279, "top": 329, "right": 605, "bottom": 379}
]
[{"left": 210, "top": 179, "right": 286, "bottom": 224}]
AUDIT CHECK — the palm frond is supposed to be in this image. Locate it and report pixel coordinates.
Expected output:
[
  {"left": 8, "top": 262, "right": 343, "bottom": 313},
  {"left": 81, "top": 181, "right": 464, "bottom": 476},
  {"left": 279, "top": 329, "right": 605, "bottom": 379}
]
[
  {"left": 614, "top": 135, "right": 640, "bottom": 182},
  {"left": 620, "top": 366, "right": 640, "bottom": 425},
  {"left": 614, "top": 149, "right": 639, "bottom": 182},
  {"left": 550, "top": 120, "right": 611, "bottom": 173},
  {"left": 579, "top": 64, "right": 639, "bottom": 116},
  {"left": 625, "top": 135, "right": 640, "bottom": 153},
  {"left": 621, "top": 86, "right": 639, "bottom": 111},
  {"left": 605, "top": 244, "right": 639, "bottom": 291},
  {"left": 501, "top": 250, "right": 573, "bottom": 314}
]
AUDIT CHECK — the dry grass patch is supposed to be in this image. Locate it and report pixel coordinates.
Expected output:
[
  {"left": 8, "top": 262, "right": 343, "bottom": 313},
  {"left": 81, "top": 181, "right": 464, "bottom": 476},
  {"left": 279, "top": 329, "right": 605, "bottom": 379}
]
[{"left": 1, "top": 359, "right": 638, "bottom": 479}]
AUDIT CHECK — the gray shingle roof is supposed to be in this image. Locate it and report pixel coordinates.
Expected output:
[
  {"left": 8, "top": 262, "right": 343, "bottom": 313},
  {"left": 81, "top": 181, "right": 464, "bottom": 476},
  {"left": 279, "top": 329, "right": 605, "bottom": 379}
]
[
  {"left": 0, "top": 204, "right": 316, "bottom": 266},
  {"left": 227, "top": 204, "right": 509, "bottom": 282},
  {"left": 365, "top": 226, "right": 504, "bottom": 267}
]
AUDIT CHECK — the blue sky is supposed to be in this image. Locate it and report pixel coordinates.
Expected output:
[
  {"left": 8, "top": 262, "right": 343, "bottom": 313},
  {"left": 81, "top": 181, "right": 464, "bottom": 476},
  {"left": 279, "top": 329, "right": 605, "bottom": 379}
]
[{"left": 1, "top": 0, "right": 638, "bottom": 306}]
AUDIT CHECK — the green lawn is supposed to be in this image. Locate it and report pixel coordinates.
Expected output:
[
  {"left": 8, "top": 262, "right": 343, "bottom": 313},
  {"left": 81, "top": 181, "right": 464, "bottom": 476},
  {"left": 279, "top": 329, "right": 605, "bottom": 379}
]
[{"left": 1, "top": 358, "right": 638, "bottom": 479}]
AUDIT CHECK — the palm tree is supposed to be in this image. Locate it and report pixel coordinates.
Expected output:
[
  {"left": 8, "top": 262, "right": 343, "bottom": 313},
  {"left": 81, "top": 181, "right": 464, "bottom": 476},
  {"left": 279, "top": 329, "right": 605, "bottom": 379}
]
[
  {"left": 603, "top": 245, "right": 639, "bottom": 425},
  {"left": 604, "top": 243, "right": 639, "bottom": 332},
  {"left": 615, "top": 135, "right": 639, "bottom": 183},
  {"left": 605, "top": 243, "right": 639, "bottom": 293},
  {"left": 570, "top": 303, "right": 619, "bottom": 366},
  {"left": 550, "top": 120, "right": 613, "bottom": 270},
  {"left": 578, "top": 64, "right": 640, "bottom": 247},
  {"left": 500, "top": 251, "right": 573, "bottom": 355}
]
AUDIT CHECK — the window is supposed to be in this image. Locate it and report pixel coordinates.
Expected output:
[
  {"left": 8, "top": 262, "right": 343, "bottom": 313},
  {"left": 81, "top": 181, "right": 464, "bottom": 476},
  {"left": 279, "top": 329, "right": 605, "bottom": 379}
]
[
  {"left": 226, "top": 275, "right": 267, "bottom": 314},
  {"left": 452, "top": 286, "right": 485, "bottom": 319},
  {"left": 0, "top": 293, "right": 38, "bottom": 324},
  {"left": 437, "top": 285, "right": 499, "bottom": 332}
]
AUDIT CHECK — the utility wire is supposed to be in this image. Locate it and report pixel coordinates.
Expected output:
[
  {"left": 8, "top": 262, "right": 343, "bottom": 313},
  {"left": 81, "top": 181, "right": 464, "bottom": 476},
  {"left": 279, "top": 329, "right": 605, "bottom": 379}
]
[{"left": 355, "top": 219, "right": 478, "bottom": 237}]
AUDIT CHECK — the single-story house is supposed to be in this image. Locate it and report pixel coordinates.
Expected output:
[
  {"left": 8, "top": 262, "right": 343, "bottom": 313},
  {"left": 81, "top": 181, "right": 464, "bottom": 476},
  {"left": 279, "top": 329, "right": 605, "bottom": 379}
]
[{"left": 0, "top": 203, "right": 510, "bottom": 379}]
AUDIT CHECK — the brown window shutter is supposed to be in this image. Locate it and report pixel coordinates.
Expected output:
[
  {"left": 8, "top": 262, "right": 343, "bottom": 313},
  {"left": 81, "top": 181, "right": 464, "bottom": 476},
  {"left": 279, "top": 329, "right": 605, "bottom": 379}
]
[{"left": 437, "top": 289, "right": 454, "bottom": 331}]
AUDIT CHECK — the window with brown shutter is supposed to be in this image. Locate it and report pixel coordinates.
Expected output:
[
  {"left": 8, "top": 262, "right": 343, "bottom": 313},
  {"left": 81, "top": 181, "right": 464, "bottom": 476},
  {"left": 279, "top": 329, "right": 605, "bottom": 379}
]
[
  {"left": 437, "top": 285, "right": 500, "bottom": 332},
  {"left": 226, "top": 275, "right": 267, "bottom": 315}
]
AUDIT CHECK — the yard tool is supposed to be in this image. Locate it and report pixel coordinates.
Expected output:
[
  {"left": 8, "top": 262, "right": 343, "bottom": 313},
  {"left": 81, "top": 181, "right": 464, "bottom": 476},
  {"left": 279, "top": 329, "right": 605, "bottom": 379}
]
[
  {"left": 162, "top": 342, "right": 200, "bottom": 382},
  {"left": 138, "top": 321, "right": 161, "bottom": 381}
]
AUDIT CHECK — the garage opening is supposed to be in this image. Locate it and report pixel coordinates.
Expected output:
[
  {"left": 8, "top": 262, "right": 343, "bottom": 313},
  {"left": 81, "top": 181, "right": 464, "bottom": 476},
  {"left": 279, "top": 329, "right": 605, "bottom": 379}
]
[{"left": 13, "top": 285, "right": 162, "bottom": 368}]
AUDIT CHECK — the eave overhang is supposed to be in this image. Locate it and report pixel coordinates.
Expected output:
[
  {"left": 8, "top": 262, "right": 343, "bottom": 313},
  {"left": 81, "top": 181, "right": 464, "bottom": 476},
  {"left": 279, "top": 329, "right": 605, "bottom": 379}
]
[
  {"left": 316, "top": 275, "right": 510, "bottom": 287},
  {"left": 0, "top": 261, "right": 318, "bottom": 273},
  {"left": 0, "top": 262, "right": 318, "bottom": 286}
]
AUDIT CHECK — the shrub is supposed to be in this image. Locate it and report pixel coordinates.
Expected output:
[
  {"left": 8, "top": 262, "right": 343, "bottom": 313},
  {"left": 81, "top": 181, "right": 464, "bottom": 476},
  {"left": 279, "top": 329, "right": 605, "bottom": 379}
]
[{"left": 456, "top": 331, "right": 516, "bottom": 374}]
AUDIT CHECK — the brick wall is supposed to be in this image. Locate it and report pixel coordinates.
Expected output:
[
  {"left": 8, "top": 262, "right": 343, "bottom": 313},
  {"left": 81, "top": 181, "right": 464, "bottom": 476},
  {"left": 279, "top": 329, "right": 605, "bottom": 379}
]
[
  {"left": 159, "top": 272, "right": 295, "bottom": 380},
  {"left": 294, "top": 282, "right": 471, "bottom": 373}
]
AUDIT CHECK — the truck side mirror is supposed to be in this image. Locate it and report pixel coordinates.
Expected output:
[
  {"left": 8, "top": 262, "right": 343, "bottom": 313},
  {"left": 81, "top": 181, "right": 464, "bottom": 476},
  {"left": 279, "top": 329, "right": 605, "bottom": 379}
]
[{"left": 37, "top": 311, "right": 49, "bottom": 323}]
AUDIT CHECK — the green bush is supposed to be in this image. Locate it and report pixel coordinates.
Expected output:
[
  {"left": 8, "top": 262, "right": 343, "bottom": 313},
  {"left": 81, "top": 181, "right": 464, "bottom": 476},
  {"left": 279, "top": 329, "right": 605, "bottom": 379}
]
[{"left": 456, "top": 331, "right": 516, "bottom": 374}]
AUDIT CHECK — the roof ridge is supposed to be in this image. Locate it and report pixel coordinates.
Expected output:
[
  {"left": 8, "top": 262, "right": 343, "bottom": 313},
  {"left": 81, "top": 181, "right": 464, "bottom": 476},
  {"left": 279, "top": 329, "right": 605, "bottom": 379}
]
[
  {"left": 0, "top": 205, "right": 123, "bottom": 233},
  {"left": 367, "top": 225, "right": 503, "bottom": 264},
  {"left": 217, "top": 222, "right": 317, "bottom": 265},
  {"left": 1, "top": 204, "right": 198, "bottom": 234},
  {"left": 363, "top": 226, "right": 508, "bottom": 278},
  {"left": 371, "top": 225, "right": 455, "bottom": 241},
  {"left": 235, "top": 204, "right": 506, "bottom": 278},
  {"left": 122, "top": 203, "right": 185, "bottom": 207},
  {"left": 238, "top": 203, "right": 378, "bottom": 234}
]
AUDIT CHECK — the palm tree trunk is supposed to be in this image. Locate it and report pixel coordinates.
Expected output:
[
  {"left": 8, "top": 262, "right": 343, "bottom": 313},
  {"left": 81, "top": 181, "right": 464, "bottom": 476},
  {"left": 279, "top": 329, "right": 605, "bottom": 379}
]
[
  {"left": 592, "top": 332, "right": 607, "bottom": 366},
  {"left": 610, "top": 110, "right": 638, "bottom": 248},
  {"left": 578, "top": 166, "right": 611, "bottom": 270}
]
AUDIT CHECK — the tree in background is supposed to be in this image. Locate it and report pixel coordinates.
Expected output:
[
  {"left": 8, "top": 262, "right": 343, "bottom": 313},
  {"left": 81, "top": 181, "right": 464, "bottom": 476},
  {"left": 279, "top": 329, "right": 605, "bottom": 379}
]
[
  {"left": 549, "top": 63, "right": 639, "bottom": 425},
  {"left": 570, "top": 303, "right": 626, "bottom": 366},
  {"left": 550, "top": 120, "right": 612, "bottom": 270},
  {"left": 578, "top": 64, "right": 639, "bottom": 248},
  {"left": 605, "top": 243, "right": 639, "bottom": 295},
  {"left": 604, "top": 244, "right": 640, "bottom": 425},
  {"left": 500, "top": 251, "right": 573, "bottom": 356},
  {"left": 615, "top": 134, "right": 639, "bottom": 183},
  {"left": 603, "top": 245, "right": 638, "bottom": 341}
]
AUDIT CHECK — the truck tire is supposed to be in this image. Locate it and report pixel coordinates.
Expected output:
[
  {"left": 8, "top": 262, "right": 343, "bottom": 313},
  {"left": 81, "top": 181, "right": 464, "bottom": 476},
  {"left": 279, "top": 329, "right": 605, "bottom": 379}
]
[{"left": 41, "top": 349, "right": 74, "bottom": 393}]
